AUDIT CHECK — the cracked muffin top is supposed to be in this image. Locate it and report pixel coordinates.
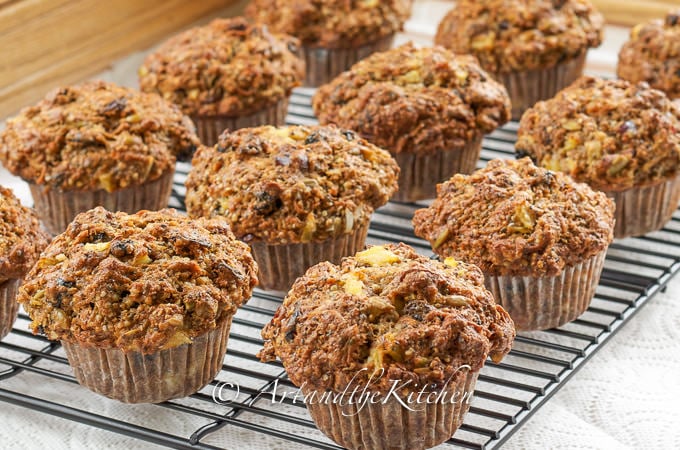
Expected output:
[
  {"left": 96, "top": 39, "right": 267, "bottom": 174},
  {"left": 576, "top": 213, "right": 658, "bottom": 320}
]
[
  {"left": 516, "top": 76, "right": 680, "bottom": 191},
  {"left": 435, "top": 0, "right": 603, "bottom": 73},
  {"left": 0, "top": 81, "right": 198, "bottom": 191},
  {"left": 313, "top": 43, "right": 511, "bottom": 155},
  {"left": 185, "top": 125, "right": 399, "bottom": 245},
  {"left": 139, "top": 17, "right": 304, "bottom": 117},
  {"left": 0, "top": 186, "right": 50, "bottom": 283},
  {"left": 245, "top": 0, "right": 412, "bottom": 48},
  {"left": 413, "top": 158, "right": 614, "bottom": 277},
  {"left": 258, "top": 243, "right": 515, "bottom": 392},
  {"left": 617, "top": 10, "right": 680, "bottom": 100},
  {"left": 17, "top": 207, "right": 257, "bottom": 353}
]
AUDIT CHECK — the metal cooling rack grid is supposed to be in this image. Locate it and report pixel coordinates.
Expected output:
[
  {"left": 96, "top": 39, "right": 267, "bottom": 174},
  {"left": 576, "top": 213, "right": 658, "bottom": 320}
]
[{"left": 0, "top": 88, "right": 678, "bottom": 449}]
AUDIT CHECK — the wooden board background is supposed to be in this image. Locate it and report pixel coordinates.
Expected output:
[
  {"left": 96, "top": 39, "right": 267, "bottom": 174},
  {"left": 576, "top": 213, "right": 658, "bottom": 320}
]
[{"left": 0, "top": 0, "right": 247, "bottom": 118}]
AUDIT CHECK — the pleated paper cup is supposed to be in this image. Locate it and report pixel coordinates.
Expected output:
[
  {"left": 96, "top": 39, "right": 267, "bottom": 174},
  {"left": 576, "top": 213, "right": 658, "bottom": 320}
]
[
  {"left": 29, "top": 170, "right": 175, "bottom": 236},
  {"left": 392, "top": 135, "right": 483, "bottom": 203},
  {"left": 62, "top": 318, "right": 231, "bottom": 404},
  {"left": 303, "top": 35, "right": 394, "bottom": 87},
  {"left": 191, "top": 99, "right": 289, "bottom": 147},
  {"left": 605, "top": 174, "right": 680, "bottom": 239},
  {"left": 303, "top": 368, "right": 479, "bottom": 450},
  {"left": 485, "top": 250, "right": 607, "bottom": 331},
  {"left": 249, "top": 222, "right": 369, "bottom": 293},
  {"left": 0, "top": 278, "right": 21, "bottom": 340},
  {"left": 495, "top": 52, "right": 586, "bottom": 120}
]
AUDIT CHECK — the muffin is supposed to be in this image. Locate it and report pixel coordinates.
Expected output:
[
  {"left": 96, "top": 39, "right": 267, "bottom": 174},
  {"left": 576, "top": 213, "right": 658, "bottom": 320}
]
[
  {"left": 413, "top": 158, "right": 615, "bottom": 331},
  {"left": 17, "top": 207, "right": 257, "bottom": 403},
  {"left": 516, "top": 76, "right": 680, "bottom": 238},
  {"left": 0, "top": 186, "right": 50, "bottom": 339},
  {"left": 259, "top": 243, "right": 515, "bottom": 450},
  {"left": 246, "top": 0, "right": 412, "bottom": 86},
  {"left": 0, "top": 81, "right": 198, "bottom": 235},
  {"left": 185, "top": 125, "right": 399, "bottom": 292},
  {"left": 435, "top": 0, "right": 603, "bottom": 119},
  {"left": 617, "top": 10, "right": 680, "bottom": 100},
  {"left": 313, "top": 43, "right": 511, "bottom": 202},
  {"left": 139, "top": 17, "right": 304, "bottom": 147}
]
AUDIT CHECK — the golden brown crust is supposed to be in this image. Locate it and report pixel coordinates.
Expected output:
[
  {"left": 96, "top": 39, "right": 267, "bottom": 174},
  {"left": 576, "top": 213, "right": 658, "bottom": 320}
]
[
  {"left": 185, "top": 125, "right": 399, "bottom": 244},
  {"left": 139, "top": 17, "right": 304, "bottom": 117},
  {"left": 516, "top": 76, "right": 680, "bottom": 191},
  {"left": 617, "top": 10, "right": 680, "bottom": 100},
  {"left": 435, "top": 0, "right": 603, "bottom": 73},
  {"left": 258, "top": 243, "right": 515, "bottom": 392},
  {"left": 0, "top": 81, "right": 197, "bottom": 191},
  {"left": 17, "top": 207, "right": 257, "bottom": 353},
  {"left": 0, "top": 186, "right": 50, "bottom": 283},
  {"left": 312, "top": 43, "right": 511, "bottom": 155},
  {"left": 413, "top": 158, "right": 614, "bottom": 277},
  {"left": 245, "top": 0, "right": 412, "bottom": 48}
]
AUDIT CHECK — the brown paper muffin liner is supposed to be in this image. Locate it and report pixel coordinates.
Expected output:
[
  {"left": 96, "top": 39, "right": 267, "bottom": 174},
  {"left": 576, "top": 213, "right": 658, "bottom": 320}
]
[
  {"left": 606, "top": 174, "right": 680, "bottom": 239},
  {"left": 392, "top": 135, "right": 483, "bottom": 203},
  {"left": 250, "top": 222, "right": 370, "bottom": 292},
  {"left": 29, "top": 170, "right": 175, "bottom": 236},
  {"left": 62, "top": 318, "right": 231, "bottom": 404},
  {"left": 303, "top": 368, "right": 479, "bottom": 450},
  {"left": 494, "top": 52, "right": 586, "bottom": 120},
  {"left": 191, "top": 99, "right": 289, "bottom": 147},
  {"left": 0, "top": 278, "right": 21, "bottom": 340},
  {"left": 303, "top": 35, "right": 394, "bottom": 87},
  {"left": 485, "top": 250, "right": 607, "bottom": 331}
]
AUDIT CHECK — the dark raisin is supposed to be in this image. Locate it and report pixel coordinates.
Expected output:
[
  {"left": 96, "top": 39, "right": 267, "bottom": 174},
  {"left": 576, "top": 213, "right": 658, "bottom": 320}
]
[
  {"left": 90, "top": 232, "right": 109, "bottom": 243},
  {"left": 54, "top": 294, "right": 63, "bottom": 309},
  {"left": 304, "top": 132, "right": 320, "bottom": 144},
  {"left": 57, "top": 278, "right": 75, "bottom": 288},
  {"left": 284, "top": 307, "right": 300, "bottom": 341},
  {"left": 254, "top": 191, "right": 282, "bottom": 215},
  {"left": 619, "top": 120, "right": 636, "bottom": 134},
  {"left": 667, "top": 14, "right": 679, "bottom": 27},
  {"left": 100, "top": 97, "right": 127, "bottom": 115},
  {"left": 287, "top": 41, "right": 298, "bottom": 54},
  {"left": 294, "top": 152, "right": 309, "bottom": 171},
  {"left": 275, "top": 154, "right": 291, "bottom": 166},
  {"left": 110, "top": 240, "right": 134, "bottom": 257},
  {"left": 342, "top": 130, "right": 355, "bottom": 141},
  {"left": 226, "top": 21, "right": 248, "bottom": 31},
  {"left": 241, "top": 233, "right": 255, "bottom": 243},
  {"left": 515, "top": 148, "right": 534, "bottom": 161},
  {"left": 37, "top": 325, "right": 46, "bottom": 335},
  {"left": 498, "top": 20, "right": 510, "bottom": 30},
  {"left": 239, "top": 142, "right": 262, "bottom": 155}
]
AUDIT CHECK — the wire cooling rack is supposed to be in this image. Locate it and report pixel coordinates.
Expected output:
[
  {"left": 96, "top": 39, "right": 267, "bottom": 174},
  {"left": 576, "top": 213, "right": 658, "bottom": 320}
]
[{"left": 0, "top": 88, "right": 679, "bottom": 449}]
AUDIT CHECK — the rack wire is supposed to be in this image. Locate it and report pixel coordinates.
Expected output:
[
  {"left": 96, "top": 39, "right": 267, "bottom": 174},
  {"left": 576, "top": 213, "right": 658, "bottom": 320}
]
[{"left": 0, "top": 88, "right": 678, "bottom": 449}]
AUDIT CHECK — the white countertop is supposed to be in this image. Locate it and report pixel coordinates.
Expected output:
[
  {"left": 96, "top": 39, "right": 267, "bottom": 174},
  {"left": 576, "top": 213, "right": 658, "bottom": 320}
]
[{"left": 1, "top": 2, "right": 679, "bottom": 449}]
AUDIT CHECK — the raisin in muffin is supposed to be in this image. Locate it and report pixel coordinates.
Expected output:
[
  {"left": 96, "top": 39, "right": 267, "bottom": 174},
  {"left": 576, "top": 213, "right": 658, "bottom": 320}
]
[
  {"left": 246, "top": 0, "right": 412, "bottom": 86},
  {"left": 0, "top": 186, "right": 50, "bottom": 339},
  {"left": 516, "top": 76, "right": 680, "bottom": 237},
  {"left": 617, "top": 10, "right": 680, "bottom": 100},
  {"left": 0, "top": 81, "right": 198, "bottom": 235},
  {"left": 18, "top": 207, "right": 257, "bottom": 403},
  {"left": 435, "top": 0, "right": 603, "bottom": 118},
  {"left": 185, "top": 125, "right": 399, "bottom": 291},
  {"left": 313, "top": 43, "right": 511, "bottom": 201},
  {"left": 139, "top": 17, "right": 304, "bottom": 146},
  {"left": 413, "top": 158, "right": 615, "bottom": 331},
  {"left": 259, "top": 243, "right": 515, "bottom": 450}
]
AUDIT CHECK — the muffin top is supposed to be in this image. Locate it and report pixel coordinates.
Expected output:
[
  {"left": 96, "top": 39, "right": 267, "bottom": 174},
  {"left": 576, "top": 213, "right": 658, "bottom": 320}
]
[
  {"left": 413, "top": 158, "right": 614, "bottom": 277},
  {"left": 617, "top": 10, "right": 680, "bottom": 100},
  {"left": 259, "top": 243, "right": 515, "bottom": 393},
  {"left": 17, "top": 208, "right": 257, "bottom": 353},
  {"left": 245, "top": 0, "right": 412, "bottom": 48},
  {"left": 185, "top": 125, "right": 399, "bottom": 244},
  {"left": 0, "top": 81, "right": 198, "bottom": 192},
  {"left": 0, "top": 186, "right": 50, "bottom": 283},
  {"left": 516, "top": 76, "right": 680, "bottom": 191},
  {"left": 139, "top": 17, "right": 304, "bottom": 117},
  {"left": 435, "top": 0, "right": 604, "bottom": 73},
  {"left": 313, "top": 43, "right": 511, "bottom": 155}
]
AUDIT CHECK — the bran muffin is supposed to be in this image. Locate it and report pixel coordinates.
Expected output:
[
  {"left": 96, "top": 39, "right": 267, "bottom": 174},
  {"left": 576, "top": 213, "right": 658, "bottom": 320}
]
[
  {"left": 435, "top": 0, "right": 604, "bottom": 119},
  {"left": 0, "top": 186, "right": 50, "bottom": 339},
  {"left": 0, "top": 81, "right": 198, "bottom": 235},
  {"left": 259, "top": 243, "right": 515, "bottom": 450},
  {"left": 413, "top": 158, "right": 615, "bottom": 331},
  {"left": 17, "top": 207, "right": 257, "bottom": 403},
  {"left": 258, "top": 244, "right": 515, "bottom": 450},
  {"left": 516, "top": 76, "right": 680, "bottom": 238},
  {"left": 617, "top": 10, "right": 680, "bottom": 100},
  {"left": 313, "top": 43, "right": 511, "bottom": 201},
  {"left": 139, "top": 17, "right": 304, "bottom": 146},
  {"left": 185, "top": 124, "right": 399, "bottom": 291},
  {"left": 246, "top": 0, "right": 412, "bottom": 86}
]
